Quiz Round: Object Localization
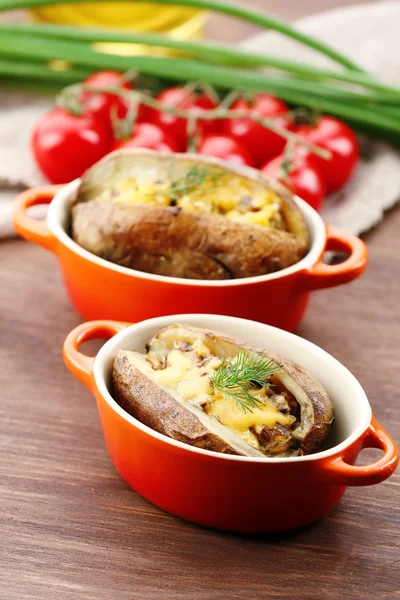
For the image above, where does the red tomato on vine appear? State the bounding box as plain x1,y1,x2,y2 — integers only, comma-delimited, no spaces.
32,108,111,183
112,122,180,153
81,70,133,134
261,150,326,212
223,93,291,166
151,86,220,150
198,135,254,167
295,116,359,192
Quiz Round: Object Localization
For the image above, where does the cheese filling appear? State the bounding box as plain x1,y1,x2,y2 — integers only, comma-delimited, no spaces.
93,167,285,230
147,337,297,451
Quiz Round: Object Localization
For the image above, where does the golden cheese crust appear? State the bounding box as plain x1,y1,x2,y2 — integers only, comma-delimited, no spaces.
171,325,334,453
112,324,334,458
113,352,240,454
71,149,309,280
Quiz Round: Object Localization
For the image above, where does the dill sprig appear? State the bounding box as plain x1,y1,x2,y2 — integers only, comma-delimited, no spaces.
164,163,225,203
209,349,282,414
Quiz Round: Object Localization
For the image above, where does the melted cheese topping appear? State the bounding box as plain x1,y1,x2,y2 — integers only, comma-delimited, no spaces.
95,168,284,229
150,343,295,450
154,350,194,387
207,393,294,431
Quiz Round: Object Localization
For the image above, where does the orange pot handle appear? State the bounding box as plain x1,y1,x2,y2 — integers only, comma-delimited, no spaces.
12,185,63,252
299,226,368,292
317,417,398,486
63,320,131,393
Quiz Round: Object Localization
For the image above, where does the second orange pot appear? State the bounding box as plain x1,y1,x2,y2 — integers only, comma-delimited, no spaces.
63,314,398,533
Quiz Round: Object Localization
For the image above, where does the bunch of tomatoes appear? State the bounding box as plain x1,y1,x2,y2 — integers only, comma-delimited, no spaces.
32,69,359,212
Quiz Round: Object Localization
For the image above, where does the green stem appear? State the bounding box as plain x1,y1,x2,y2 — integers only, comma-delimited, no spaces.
0,22,397,97
0,57,93,82
0,77,68,95
122,86,400,137
64,83,332,158
0,32,394,108
0,0,364,72
0,32,398,138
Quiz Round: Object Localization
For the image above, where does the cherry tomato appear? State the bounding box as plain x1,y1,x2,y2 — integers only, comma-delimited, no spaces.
151,86,220,151
198,134,254,167
261,151,326,212
81,70,133,134
295,116,359,192
112,122,180,153
223,93,290,167
32,108,111,184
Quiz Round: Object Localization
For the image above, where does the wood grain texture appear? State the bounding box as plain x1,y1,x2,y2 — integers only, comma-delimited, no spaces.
1,2,400,599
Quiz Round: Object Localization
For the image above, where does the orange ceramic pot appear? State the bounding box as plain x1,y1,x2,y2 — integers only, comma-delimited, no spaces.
13,180,367,331
63,314,398,534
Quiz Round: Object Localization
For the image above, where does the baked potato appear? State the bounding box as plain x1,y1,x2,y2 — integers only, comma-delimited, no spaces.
112,324,334,457
72,149,309,280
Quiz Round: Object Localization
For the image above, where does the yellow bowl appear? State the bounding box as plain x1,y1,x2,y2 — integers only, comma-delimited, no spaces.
31,3,199,28
31,3,207,57
94,11,208,57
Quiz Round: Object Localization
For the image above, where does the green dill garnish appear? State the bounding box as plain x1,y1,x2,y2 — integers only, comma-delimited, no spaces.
162,163,225,204
209,349,282,414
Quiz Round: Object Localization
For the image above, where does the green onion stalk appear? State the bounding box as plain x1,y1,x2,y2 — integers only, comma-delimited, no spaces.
0,32,395,105
0,0,364,71
0,0,399,140
0,56,93,82
0,31,399,139
2,21,397,97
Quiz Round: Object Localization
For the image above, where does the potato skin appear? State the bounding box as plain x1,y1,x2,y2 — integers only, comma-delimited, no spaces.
113,352,240,454
270,357,334,454
113,324,334,458
72,149,309,280
72,201,307,280
150,325,334,454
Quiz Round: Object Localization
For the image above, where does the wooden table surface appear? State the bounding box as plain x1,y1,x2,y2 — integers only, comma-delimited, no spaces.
1,2,399,599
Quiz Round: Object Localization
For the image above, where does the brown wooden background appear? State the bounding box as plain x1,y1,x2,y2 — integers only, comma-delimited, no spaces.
1,2,399,599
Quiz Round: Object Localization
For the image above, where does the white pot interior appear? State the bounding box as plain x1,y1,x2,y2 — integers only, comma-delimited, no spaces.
93,314,371,463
